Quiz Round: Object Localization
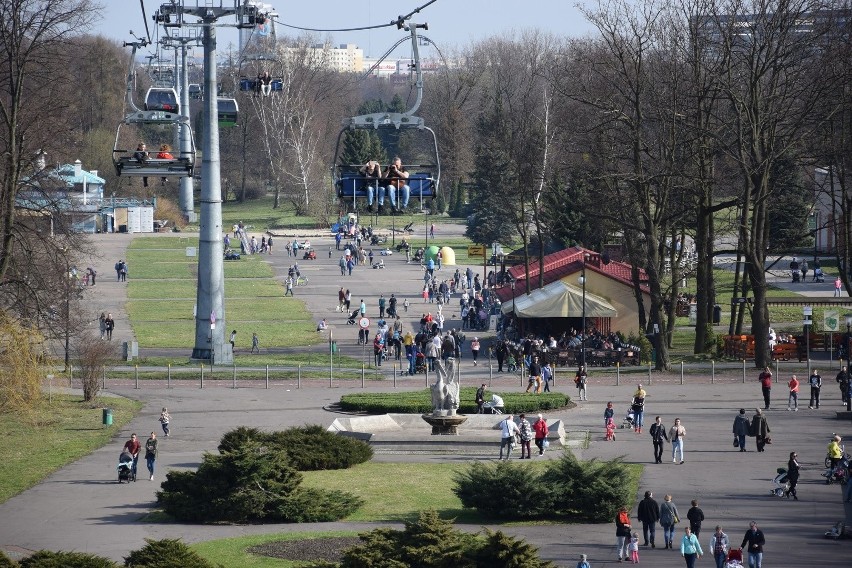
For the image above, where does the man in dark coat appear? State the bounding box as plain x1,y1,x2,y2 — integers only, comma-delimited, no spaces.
637,490,661,547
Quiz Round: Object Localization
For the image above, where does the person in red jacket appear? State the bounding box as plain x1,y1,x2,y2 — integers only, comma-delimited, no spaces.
533,414,548,455
758,366,772,409
122,433,141,477
787,374,800,411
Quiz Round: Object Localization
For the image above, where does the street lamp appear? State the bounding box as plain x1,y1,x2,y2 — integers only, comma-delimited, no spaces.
511,278,516,317
579,253,590,367
803,305,813,376
846,314,852,410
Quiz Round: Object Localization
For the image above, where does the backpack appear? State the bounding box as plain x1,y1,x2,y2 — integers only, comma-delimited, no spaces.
442,338,454,353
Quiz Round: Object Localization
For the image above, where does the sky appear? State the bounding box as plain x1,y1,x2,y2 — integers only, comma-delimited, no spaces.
95,0,597,59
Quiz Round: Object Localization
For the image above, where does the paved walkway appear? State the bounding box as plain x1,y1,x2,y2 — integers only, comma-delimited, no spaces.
3,229,852,566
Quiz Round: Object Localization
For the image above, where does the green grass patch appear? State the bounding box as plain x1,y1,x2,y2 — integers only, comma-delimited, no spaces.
220,196,321,231
136,353,365,368
300,462,484,523
339,388,571,414
0,395,143,503
125,237,318,348
192,530,358,568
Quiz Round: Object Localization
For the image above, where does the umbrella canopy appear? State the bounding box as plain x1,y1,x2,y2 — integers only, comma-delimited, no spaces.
501,279,617,318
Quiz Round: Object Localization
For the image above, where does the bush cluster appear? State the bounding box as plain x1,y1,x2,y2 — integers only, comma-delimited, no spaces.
454,452,634,522
217,425,373,471
339,388,570,414
158,426,366,523
1,539,219,568
305,510,554,568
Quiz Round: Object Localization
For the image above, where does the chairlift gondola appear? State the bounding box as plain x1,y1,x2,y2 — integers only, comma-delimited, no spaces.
237,53,283,95
188,83,202,99
112,40,195,179
145,87,180,114
331,22,440,213
218,97,239,127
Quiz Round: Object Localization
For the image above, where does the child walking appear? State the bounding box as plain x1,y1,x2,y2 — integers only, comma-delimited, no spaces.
576,553,591,568
158,407,171,437
628,531,640,563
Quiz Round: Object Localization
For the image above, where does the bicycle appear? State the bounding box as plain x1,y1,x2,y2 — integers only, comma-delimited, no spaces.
295,275,309,287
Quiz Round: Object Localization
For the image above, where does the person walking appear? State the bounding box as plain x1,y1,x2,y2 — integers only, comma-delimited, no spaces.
787,374,800,411
758,366,772,409
533,414,548,455
144,432,158,481
541,361,553,393
680,526,703,568
686,499,705,537
122,433,141,479
670,417,686,463
104,313,115,341
285,276,294,296
98,312,107,340
526,356,542,393
251,332,260,354
158,407,171,437
835,276,843,297
517,413,533,459
750,408,770,452
229,330,237,352
807,368,822,409
637,490,660,547
470,337,481,366
733,408,750,451
837,366,850,405
475,383,487,414
576,553,590,568
740,521,766,568
785,451,800,499
660,494,680,549
498,414,519,460
650,415,668,463
615,506,632,562
628,531,640,564
709,526,730,568
632,383,646,432
575,365,588,401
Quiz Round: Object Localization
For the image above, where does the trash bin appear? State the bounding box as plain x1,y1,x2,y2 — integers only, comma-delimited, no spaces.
102,408,113,426
331,341,338,354
713,304,722,324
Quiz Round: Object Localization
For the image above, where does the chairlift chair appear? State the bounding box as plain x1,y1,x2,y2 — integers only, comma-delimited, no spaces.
144,87,180,115
217,98,239,127
331,22,440,212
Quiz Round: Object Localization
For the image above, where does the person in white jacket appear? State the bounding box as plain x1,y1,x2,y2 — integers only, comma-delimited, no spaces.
709,525,729,568
498,415,519,460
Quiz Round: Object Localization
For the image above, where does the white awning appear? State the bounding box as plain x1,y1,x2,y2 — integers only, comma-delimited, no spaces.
501,280,618,318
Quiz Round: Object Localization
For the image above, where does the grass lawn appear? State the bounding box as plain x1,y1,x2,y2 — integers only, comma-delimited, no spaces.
0,395,142,504
191,459,643,567
126,238,319,348
192,530,359,568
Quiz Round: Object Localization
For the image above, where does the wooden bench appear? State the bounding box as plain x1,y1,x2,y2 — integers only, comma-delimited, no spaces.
772,343,798,361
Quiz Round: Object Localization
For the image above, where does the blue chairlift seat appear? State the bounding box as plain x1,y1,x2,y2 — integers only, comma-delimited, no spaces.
335,170,436,199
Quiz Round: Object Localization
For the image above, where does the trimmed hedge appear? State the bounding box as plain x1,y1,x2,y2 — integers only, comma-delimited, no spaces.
339,388,570,414
453,451,636,522
157,440,362,523
218,425,373,471
124,538,219,568
19,551,118,568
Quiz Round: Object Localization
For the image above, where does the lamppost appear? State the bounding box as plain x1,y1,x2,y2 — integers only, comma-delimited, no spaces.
847,314,852,411
579,253,590,367
511,278,516,316
803,305,812,377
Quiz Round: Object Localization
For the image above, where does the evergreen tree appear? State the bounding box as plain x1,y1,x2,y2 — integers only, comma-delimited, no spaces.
466,96,517,245
449,179,467,218
767,156,811,252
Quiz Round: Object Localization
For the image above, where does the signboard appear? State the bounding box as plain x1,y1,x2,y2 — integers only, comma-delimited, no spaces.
467,245,485,257
186,247,196,257
824,310,839,332
358,317,370,329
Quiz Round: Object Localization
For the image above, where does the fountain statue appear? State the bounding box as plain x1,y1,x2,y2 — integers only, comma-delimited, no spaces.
422,358,468,435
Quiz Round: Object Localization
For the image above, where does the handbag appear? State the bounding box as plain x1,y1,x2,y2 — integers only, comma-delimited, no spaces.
765,436,772,444
733,437,740,448
543,439,550,448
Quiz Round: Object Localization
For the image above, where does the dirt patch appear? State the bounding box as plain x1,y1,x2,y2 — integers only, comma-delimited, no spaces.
247,536,361,563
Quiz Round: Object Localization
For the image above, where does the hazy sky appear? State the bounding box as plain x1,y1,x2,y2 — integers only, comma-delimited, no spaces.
95,0,597,58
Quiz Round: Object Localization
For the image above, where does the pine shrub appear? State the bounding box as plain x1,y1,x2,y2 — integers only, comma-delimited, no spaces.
19,551,118,568
453,461,552,519
124,538,218,568
266,424,373,470
0,552,15,568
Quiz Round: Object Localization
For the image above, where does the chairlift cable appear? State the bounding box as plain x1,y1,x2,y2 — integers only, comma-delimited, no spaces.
268,0,440,33
139,0,152,44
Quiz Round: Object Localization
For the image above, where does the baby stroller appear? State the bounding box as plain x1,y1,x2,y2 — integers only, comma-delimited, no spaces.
605,417,617,441
302,249,316,260
346,308,360,325
414,352,427,373
770,467,789,497
117,451,135,483
725,548,744,567
814,267,825,283
792,269,801,283
483,394,505,414
620,407,635,429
